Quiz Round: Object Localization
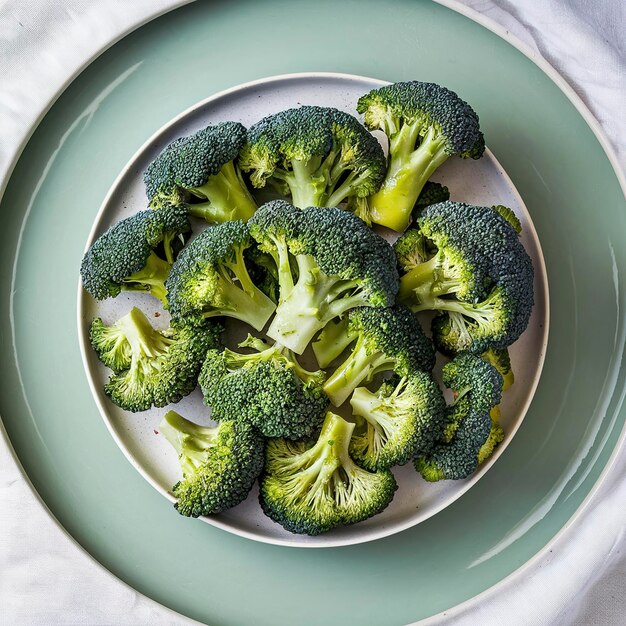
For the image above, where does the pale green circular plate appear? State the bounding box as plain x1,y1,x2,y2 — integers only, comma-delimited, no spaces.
1,1,625,624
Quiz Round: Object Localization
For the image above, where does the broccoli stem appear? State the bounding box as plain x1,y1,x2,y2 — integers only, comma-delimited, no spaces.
369,128,449,231
350,387,394,456
188,161,257,223
266,255,361,354
410,292,497,325
323,338,395,407
282,158,327,208
312,316,355,368
398,252,465,305
122,251,171,304
325,170,370,208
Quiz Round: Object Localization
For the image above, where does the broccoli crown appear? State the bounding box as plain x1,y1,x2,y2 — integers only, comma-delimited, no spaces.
239,106,386,211
260,411,397,535
159,411,265,518
414,180,450,213
165,220,276,331
355,81,484,231
90,317,133,372
80,208,190,303
416,353,503,481
323,305,435,407
349,370,445,470
357,81,482,156
144,122,257,223
393,227,433,272
199,336,328,440
399,201,534,353
249,201,399,354
102,307,220,412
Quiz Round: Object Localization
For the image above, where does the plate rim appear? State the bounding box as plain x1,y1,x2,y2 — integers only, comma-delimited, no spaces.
75,70,550,548
0,0,622,621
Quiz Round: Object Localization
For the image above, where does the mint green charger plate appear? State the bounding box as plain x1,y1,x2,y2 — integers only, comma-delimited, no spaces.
1,0,625,624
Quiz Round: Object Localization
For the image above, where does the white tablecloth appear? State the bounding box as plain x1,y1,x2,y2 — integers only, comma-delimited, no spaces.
1,1,624,624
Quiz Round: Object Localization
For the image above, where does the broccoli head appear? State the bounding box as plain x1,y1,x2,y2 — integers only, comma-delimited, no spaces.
248,201,399,354
165,220,276,331
322,305,435,406
414,180,450,216
99,307,220,412
349,370,445,471
416,353,503,481
159,410,265,517
80,208,190,304
144,122,257,223
239,106,386,217
260,411,397,535
398,201,534,354
357,81,484,231
90,317,133,372
199,335,328,440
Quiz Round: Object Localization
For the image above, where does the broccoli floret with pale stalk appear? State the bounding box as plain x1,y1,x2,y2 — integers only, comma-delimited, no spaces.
90,317,133,372
80,208,190,304
393,228,433,272
199,335,328,440
159,410,264,517
260,411,397,535
165,220,276,331
100,307,220,412
349,371,445,471
414,181,450,216
398,201,534,354
239,106,386,218
357,81,484,231
416,353,503,481
144,122,256,223
248,201,399,354
323,306,435,406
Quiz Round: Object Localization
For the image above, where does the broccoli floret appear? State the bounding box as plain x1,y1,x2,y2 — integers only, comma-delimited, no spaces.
100,307,220,412
477,405,505,465
398,201,534,354
260,411,397,535
239,106,386,216
249,201,399,354
349,371,445,471
244,245,281,304
80,208,190,304
165,220,276,331
491,205,522,233
414,181,450,215
482,347,514,391
323,306,435,406
357,81,484,231
144,122,257,223
90,317,133,372
393,228,434,272
199,335,328,440
311,316,356,369
159,410,264,517
416,353,503,481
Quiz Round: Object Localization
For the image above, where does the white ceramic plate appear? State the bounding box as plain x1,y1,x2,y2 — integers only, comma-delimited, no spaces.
77,73,549,547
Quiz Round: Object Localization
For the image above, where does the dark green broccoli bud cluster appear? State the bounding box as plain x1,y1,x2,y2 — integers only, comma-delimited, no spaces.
414,180,450,215
249,201,399,354
357,81,484,231
398,201,534,354
260,411,397,535
349,370,445,471
482,347,514,391
80,208,190,304
199,335,328,440
98,307,220,412
159,410,265,517
239,106,386,216
416,353,503,481
144,122,257,223
165,220,276,331
323,305,435,406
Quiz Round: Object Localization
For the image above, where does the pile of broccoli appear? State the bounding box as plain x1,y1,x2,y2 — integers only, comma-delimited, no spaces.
80,79,534,536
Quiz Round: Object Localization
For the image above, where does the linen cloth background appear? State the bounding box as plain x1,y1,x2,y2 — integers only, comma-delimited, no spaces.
0,1,624,624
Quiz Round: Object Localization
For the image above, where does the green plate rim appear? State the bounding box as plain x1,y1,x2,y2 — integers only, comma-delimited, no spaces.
1,0,624,622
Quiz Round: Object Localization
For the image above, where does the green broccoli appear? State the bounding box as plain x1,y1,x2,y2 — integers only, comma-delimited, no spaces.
260,411,397,535
477,405,505,465
323,306,435,406
159,410,265,517
165,220,276,331
90,317,133,372
349,370,445,471
144,122,257,223
80,208,190,304
482,347,514,391
356,81,484,231
99,307,220,412
239,106,386,216
199,335,328,440
311,316,355,369
491,204,522,233
414,181,450,215
416,353,503,481
396,201,534,354
248,201,399,354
